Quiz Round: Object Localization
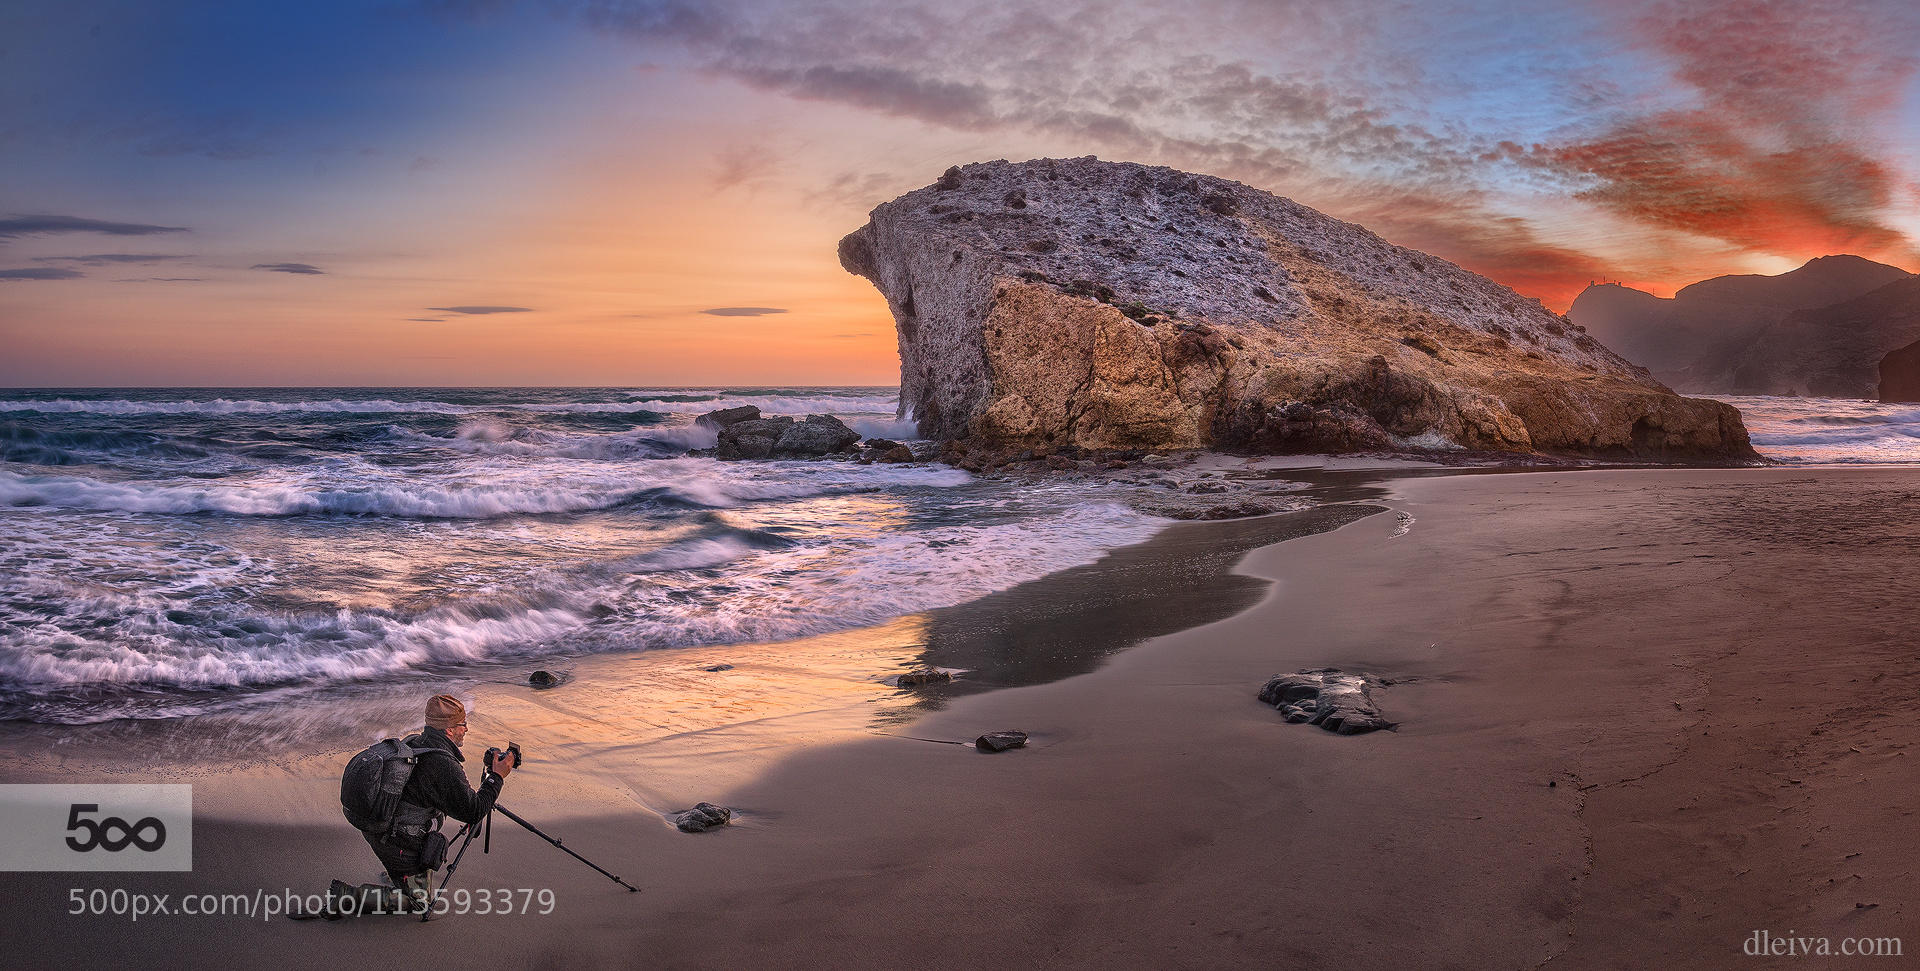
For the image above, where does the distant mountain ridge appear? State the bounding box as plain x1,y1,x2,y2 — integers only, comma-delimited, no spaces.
1568,256,1916,397
1674,255,1909,307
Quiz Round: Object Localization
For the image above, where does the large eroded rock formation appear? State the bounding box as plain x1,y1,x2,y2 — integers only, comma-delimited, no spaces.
840,158,1753,461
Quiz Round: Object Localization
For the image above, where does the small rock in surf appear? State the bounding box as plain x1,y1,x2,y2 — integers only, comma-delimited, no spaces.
975,731,1029,752
897,669,953,687
675,802,733,833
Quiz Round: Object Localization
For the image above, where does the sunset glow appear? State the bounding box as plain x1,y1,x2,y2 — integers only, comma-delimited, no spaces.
5,0,1919,385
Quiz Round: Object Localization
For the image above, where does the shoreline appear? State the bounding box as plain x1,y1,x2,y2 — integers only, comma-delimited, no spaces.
8,465,1917,968
0,499,1381,794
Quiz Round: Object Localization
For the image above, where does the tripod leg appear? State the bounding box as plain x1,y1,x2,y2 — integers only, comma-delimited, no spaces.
492,803,641,893
420,819,483,923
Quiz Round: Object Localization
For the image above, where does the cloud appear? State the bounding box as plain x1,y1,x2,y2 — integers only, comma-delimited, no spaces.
114,277,203,283
427,305,533,314
1515,0,1920,265
701,307,788,316
507,0,1920,305
34,254,190,266
729,64,998,128
252,262,325,274
561,2,1570,282
0,215,189,239
809,170,913,210
0,267,85,280
711,144,779,190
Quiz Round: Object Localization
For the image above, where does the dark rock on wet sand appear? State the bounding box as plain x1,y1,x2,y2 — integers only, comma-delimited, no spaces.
897,668,953,687
1258,668,1394,735
975,731,1029,752
703,663,735,672
528,670,558,687
674,803,733,833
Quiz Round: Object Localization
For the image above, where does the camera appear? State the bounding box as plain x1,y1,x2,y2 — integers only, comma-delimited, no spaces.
485,741,522,772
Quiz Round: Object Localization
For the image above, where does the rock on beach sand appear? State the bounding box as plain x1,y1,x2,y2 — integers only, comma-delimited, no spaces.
674,803,733,833
839,157,1754,462
896,668,953,687
974,731,1029,752
1258,669,1394,735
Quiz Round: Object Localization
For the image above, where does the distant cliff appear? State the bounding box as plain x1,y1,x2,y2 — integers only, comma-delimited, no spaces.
839,157,1753,461
1568,256,1915,396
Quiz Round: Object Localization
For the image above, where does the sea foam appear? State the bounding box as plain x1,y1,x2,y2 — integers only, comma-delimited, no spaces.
1725,396,1920,463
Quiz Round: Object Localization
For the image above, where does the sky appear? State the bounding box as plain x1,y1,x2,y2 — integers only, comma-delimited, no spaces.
4,0,1919,386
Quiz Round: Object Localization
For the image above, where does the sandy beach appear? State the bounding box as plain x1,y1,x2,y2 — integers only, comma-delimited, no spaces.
9,465,1916,968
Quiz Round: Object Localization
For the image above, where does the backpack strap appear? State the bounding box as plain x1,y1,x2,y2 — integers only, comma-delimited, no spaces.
383,737,458,845
399,734,458,762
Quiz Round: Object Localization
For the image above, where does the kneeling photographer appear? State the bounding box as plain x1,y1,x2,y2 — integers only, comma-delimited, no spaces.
322,694,514,917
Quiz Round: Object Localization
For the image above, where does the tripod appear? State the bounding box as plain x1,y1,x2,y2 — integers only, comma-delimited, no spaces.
423,746,639,921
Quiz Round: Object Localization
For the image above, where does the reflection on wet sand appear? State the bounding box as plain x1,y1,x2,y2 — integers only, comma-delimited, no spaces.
890,503,1382,720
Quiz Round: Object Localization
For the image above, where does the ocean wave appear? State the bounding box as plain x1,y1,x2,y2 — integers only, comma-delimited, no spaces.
592,502,1166,650
1723,396,1920,463
0,460,971,519
620,393,900,415
389,419,719,458
845,416,922,440
0,470,664,518
0,423,215,466
0,386,1175,724
0,501,1161,715
0,588,591,697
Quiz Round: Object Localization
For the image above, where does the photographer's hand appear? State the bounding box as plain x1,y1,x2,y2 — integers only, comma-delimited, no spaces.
488,749,514,778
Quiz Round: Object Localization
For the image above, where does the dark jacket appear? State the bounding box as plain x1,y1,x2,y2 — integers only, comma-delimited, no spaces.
363,726,502,880
399,726,501,827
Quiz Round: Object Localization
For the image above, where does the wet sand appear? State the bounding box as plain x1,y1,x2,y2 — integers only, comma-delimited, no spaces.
8,467,1918,968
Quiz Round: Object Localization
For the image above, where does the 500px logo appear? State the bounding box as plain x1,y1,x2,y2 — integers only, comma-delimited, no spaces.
64,804,168,853
0,785,191,872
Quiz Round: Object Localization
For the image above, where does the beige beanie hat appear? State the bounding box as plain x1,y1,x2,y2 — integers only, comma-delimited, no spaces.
425,694,466,730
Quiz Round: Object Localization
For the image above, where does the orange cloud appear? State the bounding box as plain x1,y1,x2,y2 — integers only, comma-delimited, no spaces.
1532,0,1920,268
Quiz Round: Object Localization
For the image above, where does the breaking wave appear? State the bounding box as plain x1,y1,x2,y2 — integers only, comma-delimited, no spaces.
0,386,1169,723
0,461,971,519
0,500,1161,721
1724,396,1920,464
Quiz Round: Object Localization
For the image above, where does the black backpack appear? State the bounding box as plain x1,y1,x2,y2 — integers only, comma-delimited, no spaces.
340,737,449,836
